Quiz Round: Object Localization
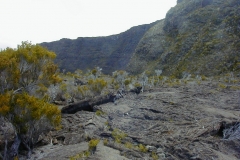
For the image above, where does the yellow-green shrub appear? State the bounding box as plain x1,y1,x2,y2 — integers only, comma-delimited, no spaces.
138,144,147,153
124,79,131,86
151,152,159,160
77,85,90,98
112,129,127,143
0,92,61,138
88,78,107,95
124,142,133,149
134,82,141,88
230,85,240,90
95,110,105,116
0,42,62,159
103,139,108,146
218,83,227,89
69,150,90,160
88,139,100,149
201,75,207,81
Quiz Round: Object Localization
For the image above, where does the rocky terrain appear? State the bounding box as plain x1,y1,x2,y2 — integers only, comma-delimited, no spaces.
24,80,239,160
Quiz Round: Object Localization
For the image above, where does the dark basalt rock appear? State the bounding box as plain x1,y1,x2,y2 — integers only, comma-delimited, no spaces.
61,93,116,114
129,87,142,94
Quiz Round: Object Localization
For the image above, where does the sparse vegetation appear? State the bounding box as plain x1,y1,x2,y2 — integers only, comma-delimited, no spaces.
218,83,227,89
88,139,100,154
124,142,133,149
138,144,148,153
95,110,105,116
88,78,107,96
112,128,127,143
69,139,100,160
103,138,108,146
69,150,90,160
151,152,159,160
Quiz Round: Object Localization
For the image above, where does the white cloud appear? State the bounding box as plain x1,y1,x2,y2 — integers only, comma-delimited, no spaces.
0,0,176,49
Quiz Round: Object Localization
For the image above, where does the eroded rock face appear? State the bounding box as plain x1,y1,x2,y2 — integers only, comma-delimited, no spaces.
14,81,240,159
127,0,240,76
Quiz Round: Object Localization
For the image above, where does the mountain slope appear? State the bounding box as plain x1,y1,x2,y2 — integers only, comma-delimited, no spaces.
40,0,240,77
40,22,157,74
127,0,240,77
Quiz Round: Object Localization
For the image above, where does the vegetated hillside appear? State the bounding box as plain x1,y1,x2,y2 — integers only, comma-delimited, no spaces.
40,0,239,77
40,22,157,74
127,0,240,77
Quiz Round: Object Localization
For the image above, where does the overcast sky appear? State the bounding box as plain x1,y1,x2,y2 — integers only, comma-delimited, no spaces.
0,0,177,49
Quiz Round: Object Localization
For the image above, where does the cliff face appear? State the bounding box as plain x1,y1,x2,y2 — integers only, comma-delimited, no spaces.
127,0,240,77
40,0,240,77
40,22,157,74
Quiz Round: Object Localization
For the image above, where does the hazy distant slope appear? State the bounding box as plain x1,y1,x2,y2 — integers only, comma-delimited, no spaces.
40,22,157,74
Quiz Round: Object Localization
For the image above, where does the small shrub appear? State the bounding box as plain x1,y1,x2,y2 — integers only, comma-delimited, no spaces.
91,68,97,76
114,83,120,90
124,142,133,149
95,110,105,116
183,80,188,84
138,144,147,153
77,85,90,98
69,150,90,160
134,82,141,88
105,121,109,126
218,83,227,89
112,129,127,143
83,151,90,157
112,70,128,86
151,152,159,160
69,152,80,160
69,135,100,159
124,79,131,86
88,139,100,155
88,139,100,150
88,78,107,95
103,139,108,146
201,75,207,81
60,83,67,92
14,157,19,160
230,85,240,90
69,157,74,160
